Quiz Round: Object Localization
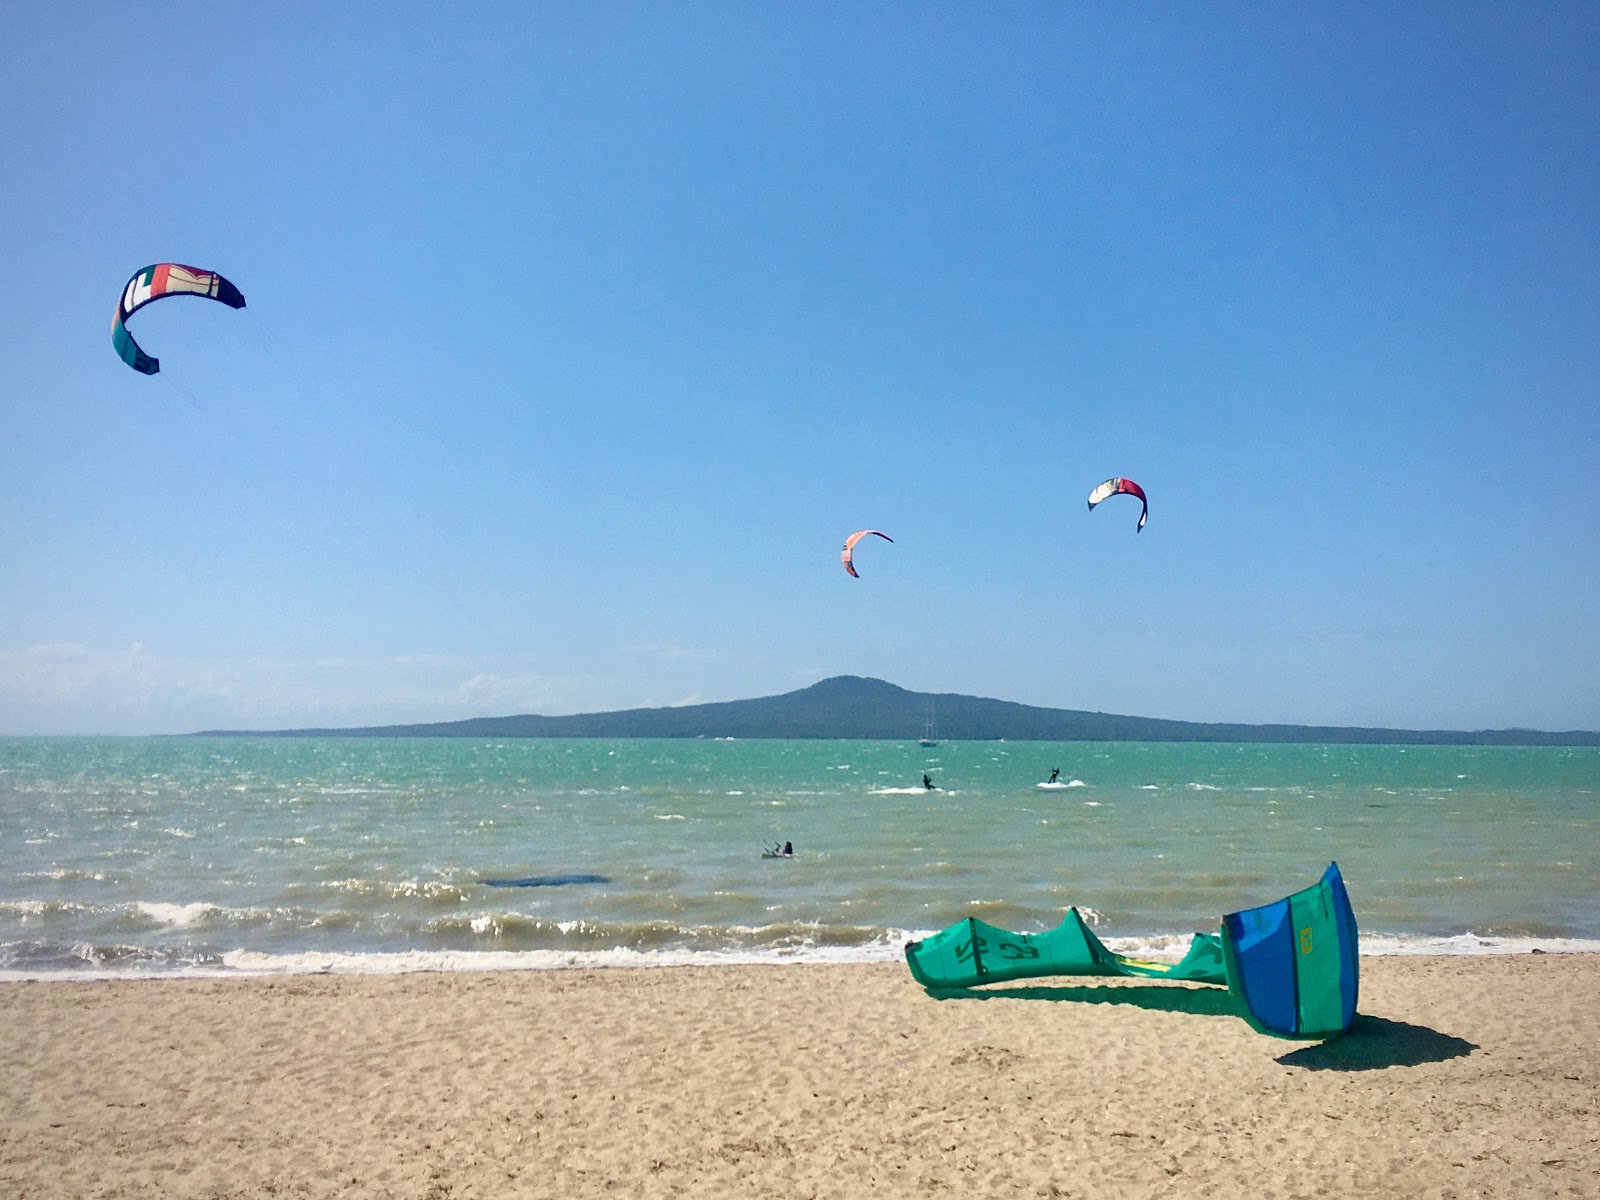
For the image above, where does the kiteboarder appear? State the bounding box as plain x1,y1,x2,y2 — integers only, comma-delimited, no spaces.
1048,767,1060,784
922,773,935,791
782,841,793,856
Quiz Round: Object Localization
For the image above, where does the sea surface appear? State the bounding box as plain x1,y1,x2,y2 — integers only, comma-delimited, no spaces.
2,736,1596,979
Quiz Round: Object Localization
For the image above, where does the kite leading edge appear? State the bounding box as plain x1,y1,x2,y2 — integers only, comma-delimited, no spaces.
841,530,893,578
111,263,246,375
1087,477,1148,532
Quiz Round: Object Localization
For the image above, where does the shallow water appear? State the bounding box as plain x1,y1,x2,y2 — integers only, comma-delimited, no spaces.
2,736,1595,977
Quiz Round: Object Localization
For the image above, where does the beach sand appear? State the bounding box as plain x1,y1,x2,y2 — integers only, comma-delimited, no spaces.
2,955,1596,1198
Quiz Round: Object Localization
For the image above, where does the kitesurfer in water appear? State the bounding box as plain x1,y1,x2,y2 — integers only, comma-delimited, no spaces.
923,773,935,791
1048,767,1060,784
783,841,793,856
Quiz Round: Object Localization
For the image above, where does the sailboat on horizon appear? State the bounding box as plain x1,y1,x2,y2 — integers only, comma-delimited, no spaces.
919,699,939,747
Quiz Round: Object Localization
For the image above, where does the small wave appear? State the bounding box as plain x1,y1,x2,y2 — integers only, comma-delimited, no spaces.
0,899,96,919
314,878,475,904
654,814,686,821
18,869,110,884
0,939,226,978
212,939,913,977
3,926,1596,982
1359,933,1600,956
133,901,225,927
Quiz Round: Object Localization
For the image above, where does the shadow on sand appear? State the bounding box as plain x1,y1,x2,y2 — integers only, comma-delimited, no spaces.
925,986,1476,1069
924,981,1239,1020
1275,1015,1477,1070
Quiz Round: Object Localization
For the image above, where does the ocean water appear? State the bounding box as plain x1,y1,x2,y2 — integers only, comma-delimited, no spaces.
2,736,1596,979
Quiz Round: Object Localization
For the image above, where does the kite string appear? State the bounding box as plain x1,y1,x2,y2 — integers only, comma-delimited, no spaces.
159,372,207,414
158,373,248,446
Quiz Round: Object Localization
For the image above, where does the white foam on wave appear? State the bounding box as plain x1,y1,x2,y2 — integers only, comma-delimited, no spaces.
214,937,919,977
1359,932,1600,956
1,899,88,917
4,928,1597,984
134,901,220,927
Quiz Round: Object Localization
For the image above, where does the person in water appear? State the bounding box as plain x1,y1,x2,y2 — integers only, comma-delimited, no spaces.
782,841,793,856
1048,767,1060,784
923,773,934,790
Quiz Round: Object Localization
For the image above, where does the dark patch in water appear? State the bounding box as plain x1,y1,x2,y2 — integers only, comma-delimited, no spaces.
482,873,610,888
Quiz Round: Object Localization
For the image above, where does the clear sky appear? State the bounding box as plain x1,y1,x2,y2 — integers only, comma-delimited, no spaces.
2,4,1597,736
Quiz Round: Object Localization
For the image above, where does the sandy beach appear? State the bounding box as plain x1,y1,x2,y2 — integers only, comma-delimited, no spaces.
1,954,1596,1199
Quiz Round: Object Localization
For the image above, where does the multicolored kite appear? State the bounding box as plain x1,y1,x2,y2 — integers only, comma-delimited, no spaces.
840,530,892,577
1087,477,1148,532
111,263,246,374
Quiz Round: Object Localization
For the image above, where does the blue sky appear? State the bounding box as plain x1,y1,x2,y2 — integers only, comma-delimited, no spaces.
2,4,1597,735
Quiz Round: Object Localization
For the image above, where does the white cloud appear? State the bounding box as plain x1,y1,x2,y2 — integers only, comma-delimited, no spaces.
0,643,612,735
620,642,716,663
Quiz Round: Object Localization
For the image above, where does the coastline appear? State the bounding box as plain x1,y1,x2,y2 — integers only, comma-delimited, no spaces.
3,955,1596,1198
6,932,1600,984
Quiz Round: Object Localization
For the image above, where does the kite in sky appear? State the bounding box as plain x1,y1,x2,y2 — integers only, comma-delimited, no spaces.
111,263,246,374
841,530,892,577
1087,477,1148,532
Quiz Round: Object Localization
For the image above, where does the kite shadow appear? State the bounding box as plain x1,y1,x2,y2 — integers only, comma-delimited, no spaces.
923,981,1240,1020
922,988,1476,1068
1276,1015,1477,1071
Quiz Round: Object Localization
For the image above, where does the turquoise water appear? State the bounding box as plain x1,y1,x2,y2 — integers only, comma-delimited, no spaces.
2,736,1596,977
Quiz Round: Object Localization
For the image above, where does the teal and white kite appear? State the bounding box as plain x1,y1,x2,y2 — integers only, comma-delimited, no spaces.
112,263,245,375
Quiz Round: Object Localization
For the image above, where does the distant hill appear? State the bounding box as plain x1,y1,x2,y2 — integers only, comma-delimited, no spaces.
192,675,1600,746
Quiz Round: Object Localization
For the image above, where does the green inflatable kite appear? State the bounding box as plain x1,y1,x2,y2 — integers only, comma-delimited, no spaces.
904,909,1226,990
905,862,1359,1040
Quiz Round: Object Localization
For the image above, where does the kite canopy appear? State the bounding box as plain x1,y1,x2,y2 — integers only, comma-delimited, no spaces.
840,529,892,578
905,910,1226,990
1222,861,1359,1040
111,263,246,374
904,863,1359,1041
1087,476,1148,532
